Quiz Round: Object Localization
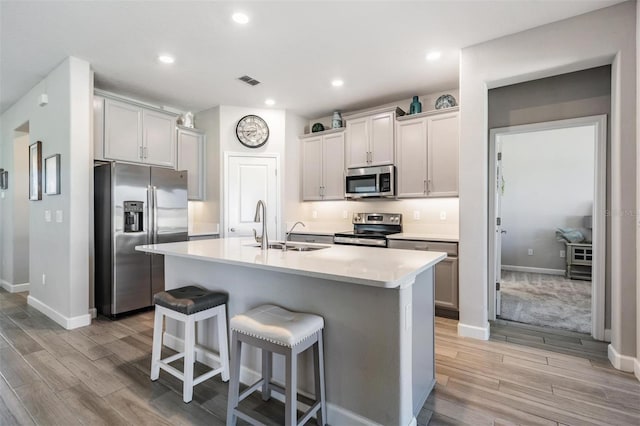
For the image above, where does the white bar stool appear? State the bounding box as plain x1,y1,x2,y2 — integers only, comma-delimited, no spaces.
227,304,327,426
150,285,230,403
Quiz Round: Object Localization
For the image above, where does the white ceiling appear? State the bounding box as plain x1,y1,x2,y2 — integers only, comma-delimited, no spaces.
0,0,624,118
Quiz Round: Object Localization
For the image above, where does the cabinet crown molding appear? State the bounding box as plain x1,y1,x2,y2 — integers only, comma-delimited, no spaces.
299,127,345,139
95,89,180,117
342,106,405,121
396,106,459,122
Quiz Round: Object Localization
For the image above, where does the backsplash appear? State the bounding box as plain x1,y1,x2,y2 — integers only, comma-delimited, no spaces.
294,198,459,236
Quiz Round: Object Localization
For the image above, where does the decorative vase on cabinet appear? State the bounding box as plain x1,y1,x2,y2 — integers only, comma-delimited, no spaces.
332,111,343,128
409,96,422,115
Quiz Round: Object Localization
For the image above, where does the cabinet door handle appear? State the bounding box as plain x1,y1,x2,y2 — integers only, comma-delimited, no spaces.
144,147,148,159
427,179,432,192
423,180,427,194
139,146,144,159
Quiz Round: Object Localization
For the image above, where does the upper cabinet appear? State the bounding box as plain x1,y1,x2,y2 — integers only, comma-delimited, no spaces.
301,129,345,201
98,94,177,168
177,126,205,200
344,107,404,168
396,108,459,198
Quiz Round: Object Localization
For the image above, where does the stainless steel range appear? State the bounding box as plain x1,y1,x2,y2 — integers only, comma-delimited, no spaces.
334,213,402,247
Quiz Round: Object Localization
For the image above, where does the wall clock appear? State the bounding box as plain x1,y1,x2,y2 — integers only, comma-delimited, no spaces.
236,115,269,148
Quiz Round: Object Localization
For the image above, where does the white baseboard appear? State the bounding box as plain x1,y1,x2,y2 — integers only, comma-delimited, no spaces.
635,358,640,382
457,322,490,340
607,344,635,372
1,279,30,293
27,295,91,330
163,331,382,426
89,308,97,319
501,265,565,276
604,328,611,342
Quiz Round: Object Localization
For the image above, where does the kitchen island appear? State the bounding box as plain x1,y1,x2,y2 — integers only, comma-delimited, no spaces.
136,238,445,426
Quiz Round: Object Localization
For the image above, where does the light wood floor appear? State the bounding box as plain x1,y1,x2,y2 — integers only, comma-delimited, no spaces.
1,289,638,426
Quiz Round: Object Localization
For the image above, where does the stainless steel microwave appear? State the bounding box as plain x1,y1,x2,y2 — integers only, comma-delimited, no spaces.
345,165,395,199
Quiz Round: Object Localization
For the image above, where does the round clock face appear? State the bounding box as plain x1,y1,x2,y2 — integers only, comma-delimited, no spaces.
236,115,269,148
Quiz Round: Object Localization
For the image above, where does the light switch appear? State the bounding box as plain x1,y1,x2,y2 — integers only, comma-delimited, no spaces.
413,210,420,220
440,211,447,220
55,210,63,223
44,210,51,222
1,192,4,199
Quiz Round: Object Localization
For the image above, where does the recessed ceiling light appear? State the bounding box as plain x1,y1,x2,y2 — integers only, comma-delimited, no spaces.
232,12,249,24
158,54,175,64
331,79,344,87
265,99,275,106
426,51,441,61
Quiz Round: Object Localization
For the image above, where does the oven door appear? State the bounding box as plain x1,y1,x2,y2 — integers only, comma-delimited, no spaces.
345,172,379,198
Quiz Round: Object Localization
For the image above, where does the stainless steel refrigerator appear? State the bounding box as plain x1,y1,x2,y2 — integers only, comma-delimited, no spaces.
94,162,188,317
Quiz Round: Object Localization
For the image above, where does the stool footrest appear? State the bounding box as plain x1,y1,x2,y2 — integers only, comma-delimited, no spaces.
162,352,185,364
193,367,224,386
234,408,268,426
239,379,265,403
158,361,185,381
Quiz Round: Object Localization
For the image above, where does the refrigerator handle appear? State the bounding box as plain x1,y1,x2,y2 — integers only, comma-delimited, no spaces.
146,185,153,251
153,186,158,244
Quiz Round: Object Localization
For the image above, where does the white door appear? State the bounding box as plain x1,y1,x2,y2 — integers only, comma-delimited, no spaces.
226,155,279,239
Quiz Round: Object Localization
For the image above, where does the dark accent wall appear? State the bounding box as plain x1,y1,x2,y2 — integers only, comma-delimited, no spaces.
488,65,612,329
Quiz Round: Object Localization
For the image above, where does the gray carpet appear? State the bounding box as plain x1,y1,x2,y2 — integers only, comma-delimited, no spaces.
499,271,591,334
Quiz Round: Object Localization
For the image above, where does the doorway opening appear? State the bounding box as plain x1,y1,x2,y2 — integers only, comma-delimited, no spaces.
10,122,31,293
488,115,606,340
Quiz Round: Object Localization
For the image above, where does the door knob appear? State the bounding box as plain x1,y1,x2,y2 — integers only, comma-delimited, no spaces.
501,230,507,234
230,228,236,232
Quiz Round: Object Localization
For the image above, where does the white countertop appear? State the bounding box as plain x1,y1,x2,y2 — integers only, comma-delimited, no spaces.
136,238,446,289
387,233,459,243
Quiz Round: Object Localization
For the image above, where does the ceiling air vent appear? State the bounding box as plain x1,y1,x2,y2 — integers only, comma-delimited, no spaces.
237,75,261,86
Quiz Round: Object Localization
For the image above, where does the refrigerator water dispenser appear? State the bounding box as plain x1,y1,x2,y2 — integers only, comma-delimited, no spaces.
124,201,144,232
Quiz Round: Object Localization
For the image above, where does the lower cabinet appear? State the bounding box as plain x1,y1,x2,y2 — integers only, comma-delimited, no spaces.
288,234,334,244
388,239,459,317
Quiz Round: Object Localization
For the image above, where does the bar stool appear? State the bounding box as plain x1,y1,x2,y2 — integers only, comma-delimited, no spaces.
227,304,327,426
150,285,230,403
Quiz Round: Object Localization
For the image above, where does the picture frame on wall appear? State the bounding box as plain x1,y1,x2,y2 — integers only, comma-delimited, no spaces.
44,154,60,195
29,141,42,200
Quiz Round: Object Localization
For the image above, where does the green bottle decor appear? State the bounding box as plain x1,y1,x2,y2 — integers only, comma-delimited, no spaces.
409,96,422,115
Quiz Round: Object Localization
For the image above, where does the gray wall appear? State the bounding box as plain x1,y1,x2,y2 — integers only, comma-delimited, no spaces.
458,1,635,362
489,65,611,327
0,57,92,325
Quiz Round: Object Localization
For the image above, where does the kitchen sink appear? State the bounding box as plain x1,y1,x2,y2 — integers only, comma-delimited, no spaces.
247,242,329,251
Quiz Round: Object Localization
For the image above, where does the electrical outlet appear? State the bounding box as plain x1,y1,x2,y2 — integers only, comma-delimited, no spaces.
342,210,348,219
560,250,566,258
527,248,534,256
55,210,63,223
312,210,318,219
439,211,447,221
413,210,420,220
1,192,4,199
44,210,51,222
42,274,46,285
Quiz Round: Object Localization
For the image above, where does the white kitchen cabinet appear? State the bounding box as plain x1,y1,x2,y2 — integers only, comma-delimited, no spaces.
387,238,459,314
101,95,177,168
143,109,176,167
301,129,345,201
177,126,205,200
395,108,459,198
104,98,142,162
344,106,403,168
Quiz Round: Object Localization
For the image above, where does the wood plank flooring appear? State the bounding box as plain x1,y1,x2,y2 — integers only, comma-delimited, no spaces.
1,289,638,425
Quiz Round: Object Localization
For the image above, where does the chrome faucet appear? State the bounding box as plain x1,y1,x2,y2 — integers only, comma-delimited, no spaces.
283,221,306,251
253,200,268,250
